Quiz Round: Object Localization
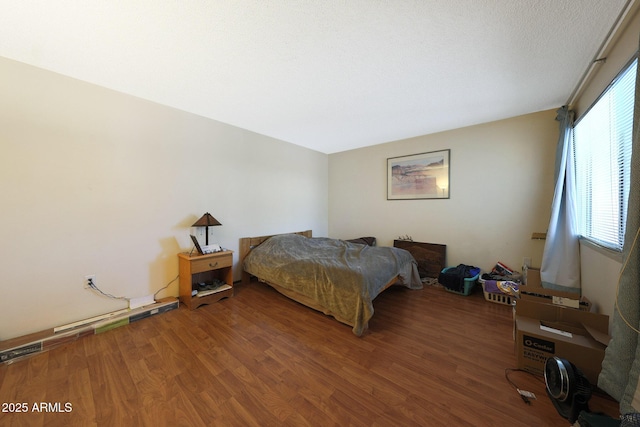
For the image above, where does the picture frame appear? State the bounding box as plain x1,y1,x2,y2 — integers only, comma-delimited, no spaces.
387,149,450,200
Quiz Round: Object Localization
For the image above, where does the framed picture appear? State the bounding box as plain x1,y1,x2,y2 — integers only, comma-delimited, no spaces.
387,149,450,200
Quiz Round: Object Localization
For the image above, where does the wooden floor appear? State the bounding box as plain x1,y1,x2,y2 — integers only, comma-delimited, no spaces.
0,282,619,426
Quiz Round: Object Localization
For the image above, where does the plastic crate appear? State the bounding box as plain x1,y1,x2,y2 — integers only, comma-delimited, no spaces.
480,280,516,306
441,267,479,296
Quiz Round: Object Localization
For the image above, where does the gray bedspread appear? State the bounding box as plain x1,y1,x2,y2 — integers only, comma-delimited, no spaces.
243,234,422,335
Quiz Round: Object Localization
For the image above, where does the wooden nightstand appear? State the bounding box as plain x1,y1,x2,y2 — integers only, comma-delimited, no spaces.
178,250,234,309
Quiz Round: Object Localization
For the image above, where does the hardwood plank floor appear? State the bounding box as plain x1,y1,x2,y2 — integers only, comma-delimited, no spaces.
0,282,619,426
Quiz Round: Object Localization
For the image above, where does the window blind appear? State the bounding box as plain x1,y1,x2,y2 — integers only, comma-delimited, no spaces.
573,58,636,251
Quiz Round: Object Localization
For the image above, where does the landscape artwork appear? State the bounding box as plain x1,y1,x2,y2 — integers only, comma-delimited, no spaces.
387,150,450,200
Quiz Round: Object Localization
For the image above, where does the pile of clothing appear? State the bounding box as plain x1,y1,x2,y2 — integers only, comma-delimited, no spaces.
438,264,480,293
481,262,522,298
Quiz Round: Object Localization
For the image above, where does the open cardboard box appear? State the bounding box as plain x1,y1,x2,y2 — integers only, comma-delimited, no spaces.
521,268,591,311
514,298,610,385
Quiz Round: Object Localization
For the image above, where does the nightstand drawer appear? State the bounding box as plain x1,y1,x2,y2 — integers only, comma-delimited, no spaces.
191,254,232,274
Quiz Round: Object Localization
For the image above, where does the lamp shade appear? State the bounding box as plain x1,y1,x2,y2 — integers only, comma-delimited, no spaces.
192,212,221,227
192,212,221,246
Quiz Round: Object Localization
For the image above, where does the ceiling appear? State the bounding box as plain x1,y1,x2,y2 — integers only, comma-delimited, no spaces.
0,1,632,154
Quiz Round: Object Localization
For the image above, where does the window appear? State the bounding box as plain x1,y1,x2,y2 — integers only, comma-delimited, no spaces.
573,57,636,251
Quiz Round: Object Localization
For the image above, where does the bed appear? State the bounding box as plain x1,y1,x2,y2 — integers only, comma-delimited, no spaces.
240,231,422,336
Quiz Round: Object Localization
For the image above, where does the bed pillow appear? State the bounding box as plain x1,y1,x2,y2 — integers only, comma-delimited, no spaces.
345,237,376,246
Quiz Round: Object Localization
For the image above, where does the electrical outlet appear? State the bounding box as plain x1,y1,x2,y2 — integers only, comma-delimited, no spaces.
84,274,96,289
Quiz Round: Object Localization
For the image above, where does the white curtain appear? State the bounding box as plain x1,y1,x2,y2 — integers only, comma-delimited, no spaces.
540,106,581,292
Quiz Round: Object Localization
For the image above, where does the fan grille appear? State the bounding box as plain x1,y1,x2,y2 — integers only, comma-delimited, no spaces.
544,356,571,401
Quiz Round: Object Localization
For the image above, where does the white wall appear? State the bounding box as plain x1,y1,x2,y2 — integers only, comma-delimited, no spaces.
0,57,328,340
329,110,558,273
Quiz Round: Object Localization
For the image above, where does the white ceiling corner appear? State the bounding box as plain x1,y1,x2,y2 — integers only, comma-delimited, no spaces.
0,1,631,154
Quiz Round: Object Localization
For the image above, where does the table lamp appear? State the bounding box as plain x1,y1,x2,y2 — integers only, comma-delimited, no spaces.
192,212,221,245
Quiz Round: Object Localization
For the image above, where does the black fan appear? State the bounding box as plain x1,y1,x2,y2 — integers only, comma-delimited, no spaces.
544,356,592,423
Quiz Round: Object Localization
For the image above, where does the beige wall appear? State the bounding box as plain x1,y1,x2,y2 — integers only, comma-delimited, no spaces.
573,5,640,120
328,3,640,323
0,57,328,340
3,4,637,341
579,242,622,318
571,5,640,321
328,110,558,272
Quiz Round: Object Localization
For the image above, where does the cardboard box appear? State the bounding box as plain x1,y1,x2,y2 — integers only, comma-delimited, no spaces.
515,299,610,385
521,268,591,311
